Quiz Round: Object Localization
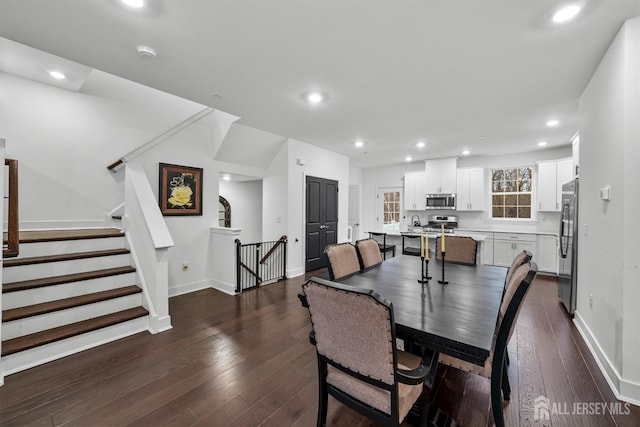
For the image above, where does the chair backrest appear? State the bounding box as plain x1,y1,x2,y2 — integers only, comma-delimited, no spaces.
356,238,383,269
505,250,533,288
435,236,478,265
302,277,397,386
497,261,538,347
324,242,361,280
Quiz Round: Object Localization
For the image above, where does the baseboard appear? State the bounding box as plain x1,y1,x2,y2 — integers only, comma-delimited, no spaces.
168,279,212,298
287,267,305,278
149,314,172,333
210,278,237,296
573,311,640,405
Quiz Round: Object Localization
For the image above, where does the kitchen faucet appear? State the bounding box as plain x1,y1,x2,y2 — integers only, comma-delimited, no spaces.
410,214,421,231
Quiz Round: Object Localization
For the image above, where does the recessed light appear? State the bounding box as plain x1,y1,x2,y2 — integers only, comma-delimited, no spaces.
222,174,231,181
121,0,144,8
538,141,548,147
546,119,559,127
49,70,66,80
552,4,581,23
354,140,364,148
462,150,470,156
405,156,413,162
416,141,425,148
306,91,325,104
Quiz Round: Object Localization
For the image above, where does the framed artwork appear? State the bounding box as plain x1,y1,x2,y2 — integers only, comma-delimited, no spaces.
159,163,203,216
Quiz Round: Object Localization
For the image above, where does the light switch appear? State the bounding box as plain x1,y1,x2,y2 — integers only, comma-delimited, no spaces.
583,223,588,237
600,186,611,201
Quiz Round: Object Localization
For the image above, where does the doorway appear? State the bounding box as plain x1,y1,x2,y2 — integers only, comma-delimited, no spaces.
305,176,338,272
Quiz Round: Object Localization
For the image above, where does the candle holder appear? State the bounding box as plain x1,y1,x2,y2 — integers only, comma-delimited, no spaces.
438,251,448,284
418,253,432,283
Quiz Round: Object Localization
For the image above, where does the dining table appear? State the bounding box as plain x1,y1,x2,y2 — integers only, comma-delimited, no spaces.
335,255,506,365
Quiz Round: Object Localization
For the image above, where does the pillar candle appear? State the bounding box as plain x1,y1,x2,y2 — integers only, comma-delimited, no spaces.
424,234,429,260
441,224,446,252
420,230,425,258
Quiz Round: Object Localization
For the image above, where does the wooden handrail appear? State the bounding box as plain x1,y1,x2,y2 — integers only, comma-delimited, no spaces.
240,261,262,282
4,159,19,258
259,235,287,264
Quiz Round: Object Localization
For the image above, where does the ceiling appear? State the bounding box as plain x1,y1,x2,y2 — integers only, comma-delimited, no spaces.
1,0,639,168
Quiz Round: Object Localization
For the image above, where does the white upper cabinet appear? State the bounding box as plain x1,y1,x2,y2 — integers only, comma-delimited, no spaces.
537,158,573,212
404,172,427,210
425,158,457,194
456,167,485,211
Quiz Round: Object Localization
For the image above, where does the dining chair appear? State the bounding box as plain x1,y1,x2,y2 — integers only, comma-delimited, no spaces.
302,277,437,427
368,232,396,260
438,261,538,427
505,249,533,288
324,242,361,280
435,236,478,265
400,232,421,256
355,238,383,270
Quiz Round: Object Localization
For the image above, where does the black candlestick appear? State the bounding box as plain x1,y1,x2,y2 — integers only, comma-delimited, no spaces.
418,256,432,283
438,251,448,284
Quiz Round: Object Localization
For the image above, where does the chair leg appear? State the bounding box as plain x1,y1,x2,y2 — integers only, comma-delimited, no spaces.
491,369,505,427
505,350,510,366
317,361,328,427
501,362,511,401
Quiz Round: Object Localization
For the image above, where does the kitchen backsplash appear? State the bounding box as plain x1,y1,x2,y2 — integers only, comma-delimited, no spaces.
403,209,561,234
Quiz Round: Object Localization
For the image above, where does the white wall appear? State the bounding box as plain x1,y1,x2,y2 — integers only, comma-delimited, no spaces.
0,71,203,229
285,139,350,277
219,179,263,243
577,16,640,404
131,115,224,296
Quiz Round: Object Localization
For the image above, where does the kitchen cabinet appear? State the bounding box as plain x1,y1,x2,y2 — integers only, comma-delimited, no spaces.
456,167,485,211
493,232,536,267
537,158,573,211
481,234,494,265
425,158,457,194
536,234,558,274
404,172,426,210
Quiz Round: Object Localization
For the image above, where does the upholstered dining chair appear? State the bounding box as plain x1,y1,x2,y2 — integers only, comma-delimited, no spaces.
355,238,383,270
368,232,396,260
435,236,478,265
302,277,437,427
438,261,538,427
324,242,361,280
505,250,533,289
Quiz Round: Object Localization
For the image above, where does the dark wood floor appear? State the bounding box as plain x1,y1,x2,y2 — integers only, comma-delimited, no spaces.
0,269,638,426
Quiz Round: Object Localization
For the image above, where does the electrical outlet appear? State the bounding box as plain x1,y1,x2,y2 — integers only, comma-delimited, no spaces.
182,261,189,270
589,294,593,308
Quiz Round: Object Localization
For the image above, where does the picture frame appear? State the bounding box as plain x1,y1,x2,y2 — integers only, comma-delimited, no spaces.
159,163,203,216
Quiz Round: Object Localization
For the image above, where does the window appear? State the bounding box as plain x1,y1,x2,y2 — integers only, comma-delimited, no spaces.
377,188,402,231
491,167,533,219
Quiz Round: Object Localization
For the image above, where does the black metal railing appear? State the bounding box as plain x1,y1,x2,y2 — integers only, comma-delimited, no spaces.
235,235,287,293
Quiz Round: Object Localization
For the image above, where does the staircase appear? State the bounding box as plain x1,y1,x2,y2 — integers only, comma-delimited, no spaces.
1,229,149,375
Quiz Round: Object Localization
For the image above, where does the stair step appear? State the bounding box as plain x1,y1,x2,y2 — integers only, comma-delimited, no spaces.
3,266,136,293
2,285,142,322
1,307,148,356
11,228,124,244
3,248,131,268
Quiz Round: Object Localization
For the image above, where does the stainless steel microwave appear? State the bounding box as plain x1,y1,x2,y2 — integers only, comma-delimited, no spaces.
425,194,456,210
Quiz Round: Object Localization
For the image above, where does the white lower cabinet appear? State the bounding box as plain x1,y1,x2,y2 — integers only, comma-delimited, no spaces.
492,233,537,268
481,236,494,265
536,234,558,274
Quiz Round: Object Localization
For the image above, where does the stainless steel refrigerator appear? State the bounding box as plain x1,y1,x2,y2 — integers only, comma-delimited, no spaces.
558,179,578,315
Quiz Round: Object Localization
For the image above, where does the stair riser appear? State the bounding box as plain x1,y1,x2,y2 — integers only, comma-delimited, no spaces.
14,237,126,259
3,273,138,309
3,254,131,283
0,316,149,376
3,293,143,340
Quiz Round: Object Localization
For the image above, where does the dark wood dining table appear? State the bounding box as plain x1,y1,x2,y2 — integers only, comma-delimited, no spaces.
326,255,506,366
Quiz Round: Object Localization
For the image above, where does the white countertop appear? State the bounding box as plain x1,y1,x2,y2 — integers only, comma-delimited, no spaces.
380,230,489,242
